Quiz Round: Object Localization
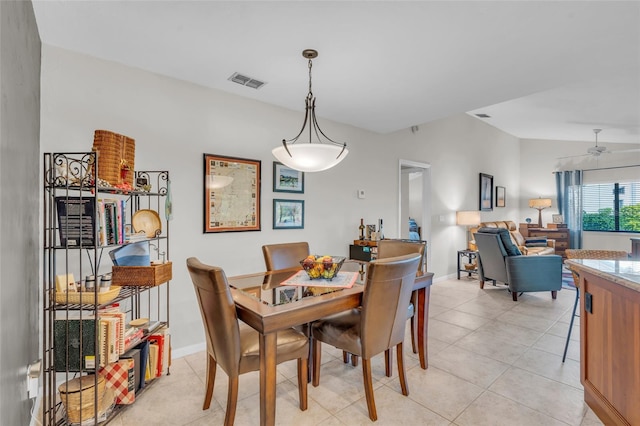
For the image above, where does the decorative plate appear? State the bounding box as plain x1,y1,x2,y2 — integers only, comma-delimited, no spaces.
132,209,161,237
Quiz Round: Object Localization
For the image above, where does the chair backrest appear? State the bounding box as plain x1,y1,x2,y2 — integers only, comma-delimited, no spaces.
186,257,241,374
262,242,310,271
377,239,427,272
474,231,509,283
360,253,421,358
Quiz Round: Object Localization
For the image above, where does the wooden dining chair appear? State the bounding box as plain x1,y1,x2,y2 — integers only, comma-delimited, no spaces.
186,257,309,425
262,242,310,271
311,253,421,421
562,249,628,362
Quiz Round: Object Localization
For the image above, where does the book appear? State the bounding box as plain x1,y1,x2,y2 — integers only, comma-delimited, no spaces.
120,347,142,392
148,333,165,377
55,197,96,246
147,343,159,380
54,319,97,371
99,311,126,355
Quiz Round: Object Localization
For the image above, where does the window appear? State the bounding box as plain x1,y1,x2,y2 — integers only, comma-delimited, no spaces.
582,181,640,232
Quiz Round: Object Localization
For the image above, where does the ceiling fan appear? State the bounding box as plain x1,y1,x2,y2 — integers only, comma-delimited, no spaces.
557,129,640,160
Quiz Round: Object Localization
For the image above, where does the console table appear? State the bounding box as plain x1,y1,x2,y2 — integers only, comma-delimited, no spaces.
519,224,570,257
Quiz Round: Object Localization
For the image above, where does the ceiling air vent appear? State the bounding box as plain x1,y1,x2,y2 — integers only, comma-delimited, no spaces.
228,72,266,89
475,113,491,118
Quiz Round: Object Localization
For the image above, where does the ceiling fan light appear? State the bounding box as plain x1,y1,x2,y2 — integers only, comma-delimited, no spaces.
272,144,349,172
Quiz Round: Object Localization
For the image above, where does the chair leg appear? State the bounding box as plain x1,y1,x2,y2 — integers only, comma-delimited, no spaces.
512,291,518,301
224,376,239,426
562,290,580,363
479,280,485,289
551,290,557,299
312,338,322,387
384,349,392,377
361,358,378,421
410,291,418,354
203,354,216,410
397,342,409,396
297,358,308,410
410,315,418,354
351,354,359,367
343,351,349,363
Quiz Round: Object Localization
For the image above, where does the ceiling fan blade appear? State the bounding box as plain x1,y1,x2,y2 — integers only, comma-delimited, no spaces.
608,148,640,154
556,153,591,160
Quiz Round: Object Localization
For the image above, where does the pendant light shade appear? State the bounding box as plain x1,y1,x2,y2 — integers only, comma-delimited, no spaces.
274,49,348,172
272,144,348,172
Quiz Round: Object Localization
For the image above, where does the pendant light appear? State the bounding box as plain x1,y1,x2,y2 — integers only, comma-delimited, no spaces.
272,49,348,172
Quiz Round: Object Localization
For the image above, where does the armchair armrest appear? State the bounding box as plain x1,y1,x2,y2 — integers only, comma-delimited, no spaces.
506,255,562,292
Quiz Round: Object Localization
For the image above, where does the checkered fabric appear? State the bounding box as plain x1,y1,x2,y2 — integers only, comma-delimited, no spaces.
100,359,135,404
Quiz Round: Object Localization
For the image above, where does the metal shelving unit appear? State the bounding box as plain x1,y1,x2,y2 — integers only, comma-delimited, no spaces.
42,152,170,425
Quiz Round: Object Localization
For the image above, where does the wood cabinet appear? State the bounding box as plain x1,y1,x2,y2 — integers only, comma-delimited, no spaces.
520,225,570,257
579,267,640,425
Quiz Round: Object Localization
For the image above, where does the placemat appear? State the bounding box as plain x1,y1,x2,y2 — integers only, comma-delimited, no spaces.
281,271,358,288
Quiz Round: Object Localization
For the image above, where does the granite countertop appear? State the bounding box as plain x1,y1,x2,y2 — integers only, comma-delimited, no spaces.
565,259,640,292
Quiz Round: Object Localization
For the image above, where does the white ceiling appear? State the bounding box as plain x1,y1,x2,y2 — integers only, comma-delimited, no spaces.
32,1,640,144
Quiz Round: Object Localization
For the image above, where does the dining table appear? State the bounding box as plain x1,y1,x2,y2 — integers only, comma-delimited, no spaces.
228,263,434,426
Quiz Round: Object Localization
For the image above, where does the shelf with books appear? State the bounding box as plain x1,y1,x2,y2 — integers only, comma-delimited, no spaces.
42,152,171,425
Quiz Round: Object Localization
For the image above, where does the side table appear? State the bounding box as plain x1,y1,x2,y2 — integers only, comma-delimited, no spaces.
457,249,478,279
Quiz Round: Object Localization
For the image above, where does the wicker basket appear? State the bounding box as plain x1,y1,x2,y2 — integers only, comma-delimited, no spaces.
92,130,135,187
59,375,113,424
54,286,121,306
112,262,172,286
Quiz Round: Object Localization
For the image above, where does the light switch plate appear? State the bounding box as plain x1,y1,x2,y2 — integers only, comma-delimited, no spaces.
357,189,365,199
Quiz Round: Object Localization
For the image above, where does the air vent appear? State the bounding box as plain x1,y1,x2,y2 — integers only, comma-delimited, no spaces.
475,113,491,118
228,72,266,90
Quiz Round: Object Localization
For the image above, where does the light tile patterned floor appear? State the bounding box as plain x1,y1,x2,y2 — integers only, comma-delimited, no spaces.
110,277,603,425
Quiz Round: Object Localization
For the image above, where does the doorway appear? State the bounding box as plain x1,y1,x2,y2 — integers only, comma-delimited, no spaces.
399,160,431,265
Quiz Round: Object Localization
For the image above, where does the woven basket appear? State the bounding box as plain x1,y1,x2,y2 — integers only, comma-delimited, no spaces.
112,262,172,287
59,375,111,424
54,286,121,306
92,130,135,187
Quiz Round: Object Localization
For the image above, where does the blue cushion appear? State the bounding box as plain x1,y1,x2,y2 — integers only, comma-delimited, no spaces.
477,227,522,256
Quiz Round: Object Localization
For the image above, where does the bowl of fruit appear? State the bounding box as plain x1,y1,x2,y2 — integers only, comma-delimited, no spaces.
300,255,346,280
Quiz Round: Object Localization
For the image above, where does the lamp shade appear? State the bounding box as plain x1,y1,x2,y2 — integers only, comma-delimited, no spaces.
272,144,349,173
456,210,481,226
528,198,552,209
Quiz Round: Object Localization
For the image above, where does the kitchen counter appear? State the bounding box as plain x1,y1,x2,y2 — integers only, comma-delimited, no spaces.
565,258,639,426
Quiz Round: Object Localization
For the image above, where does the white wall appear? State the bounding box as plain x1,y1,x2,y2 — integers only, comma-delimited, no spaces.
38,46,414,351
0,1,41,424
40,46,526,352
520,138,640,251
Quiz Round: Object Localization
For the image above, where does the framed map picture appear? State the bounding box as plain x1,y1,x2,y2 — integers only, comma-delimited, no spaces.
203,153,261,233
273,162,304,193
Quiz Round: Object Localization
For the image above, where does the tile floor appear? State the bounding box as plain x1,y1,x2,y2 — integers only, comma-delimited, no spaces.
109,277,604,426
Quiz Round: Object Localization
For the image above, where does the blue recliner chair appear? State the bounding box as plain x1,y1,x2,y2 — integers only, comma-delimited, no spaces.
474,228,562,301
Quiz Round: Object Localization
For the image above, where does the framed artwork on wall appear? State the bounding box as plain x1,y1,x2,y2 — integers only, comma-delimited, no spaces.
273,162,304,193
203,153,261,233
495,186,506,207
479,173,493,211
273,199,304,229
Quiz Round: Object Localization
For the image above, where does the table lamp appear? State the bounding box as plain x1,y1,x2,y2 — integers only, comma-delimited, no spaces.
456,210,481,250
529,198,552,227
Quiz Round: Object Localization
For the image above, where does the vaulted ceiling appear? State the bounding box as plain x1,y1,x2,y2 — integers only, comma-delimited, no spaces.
32,1,640,144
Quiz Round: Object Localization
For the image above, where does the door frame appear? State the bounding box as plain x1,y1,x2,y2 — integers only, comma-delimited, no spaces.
399,159,432,269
